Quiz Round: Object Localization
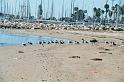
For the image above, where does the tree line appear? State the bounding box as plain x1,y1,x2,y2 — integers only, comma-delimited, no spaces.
60,3,124,24
93,3,124,23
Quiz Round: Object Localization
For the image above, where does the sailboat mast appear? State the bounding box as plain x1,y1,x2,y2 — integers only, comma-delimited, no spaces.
38,0,43,19
8,2,10,14
3,0,5,14
65,9,67,18
46,0,50,19
28,0,31,19
6,1,8,14
43,0,46,19
51,0,54,19
61,0,64,18
35,0,37,18
71,0,73,15
82,0,84,10
10,3,14,15
58,10,60,20
1,0,3,13
41,0,43,18
15,0,17,16
18,0,21,18
26,0,31,19
72,0,75,14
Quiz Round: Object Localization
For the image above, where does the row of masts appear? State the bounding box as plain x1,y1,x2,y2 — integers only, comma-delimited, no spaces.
18,0,31,19
0,0,83,20
40,0,85,19
0,0,9,14
0,0,31,19
37,0,73,19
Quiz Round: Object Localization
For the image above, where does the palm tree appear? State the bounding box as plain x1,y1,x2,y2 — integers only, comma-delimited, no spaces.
120,5,124,22
114,4,120,27
111,0,115,20
78,9,85,21
93,7,97,17
112,6,115,20
74,7,79,20
101,10,105,20
121,5,124,17
115,4,118,19
93,7,97,22
74,7,79,12
108,10,113,19
71,7,85,21
104,3,109,19
97,8,101,17
93,7,102,23
93,7,97,27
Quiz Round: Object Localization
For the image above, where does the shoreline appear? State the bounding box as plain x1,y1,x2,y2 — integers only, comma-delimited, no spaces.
2,29,124,41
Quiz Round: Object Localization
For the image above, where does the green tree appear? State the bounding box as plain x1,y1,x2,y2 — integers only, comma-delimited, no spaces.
74,7,79,11
93,7,102,22
78,9,85,21
71,7,85,21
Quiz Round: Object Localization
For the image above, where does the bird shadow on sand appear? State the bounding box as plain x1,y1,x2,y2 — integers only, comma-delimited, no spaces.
0,77,4,82
90,58,103,61
18,51,24,53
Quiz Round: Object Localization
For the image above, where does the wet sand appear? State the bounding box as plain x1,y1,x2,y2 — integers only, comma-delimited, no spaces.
0,29,124,82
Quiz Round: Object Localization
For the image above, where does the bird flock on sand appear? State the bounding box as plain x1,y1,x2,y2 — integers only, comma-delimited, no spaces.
22,38,124,47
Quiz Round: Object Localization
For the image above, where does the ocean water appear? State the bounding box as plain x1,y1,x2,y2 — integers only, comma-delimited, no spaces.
0,30,67,46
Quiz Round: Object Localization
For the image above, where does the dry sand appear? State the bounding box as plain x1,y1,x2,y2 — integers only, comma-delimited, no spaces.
0,29,124,82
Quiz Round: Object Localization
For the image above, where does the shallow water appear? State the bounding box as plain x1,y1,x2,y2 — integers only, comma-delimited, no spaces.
0,30,67,46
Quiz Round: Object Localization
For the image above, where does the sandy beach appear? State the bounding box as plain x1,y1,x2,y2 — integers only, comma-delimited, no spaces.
0,29,124,82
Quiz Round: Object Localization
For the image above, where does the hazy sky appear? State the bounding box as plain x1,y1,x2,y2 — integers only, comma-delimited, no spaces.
5,0,124,18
